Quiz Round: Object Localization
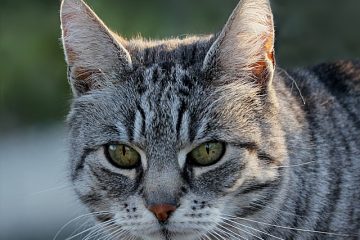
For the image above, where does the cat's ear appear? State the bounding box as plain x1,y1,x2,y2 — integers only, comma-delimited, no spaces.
203,0,275,86
60,0,132,96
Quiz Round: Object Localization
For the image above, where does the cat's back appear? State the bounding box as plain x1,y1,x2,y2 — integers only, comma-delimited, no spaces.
305,59,360,128
302,60,360,146
281,60,360,238
311,60,360,117
308,59,360,197
311,60,360,94
292,59,360,157
288,60,360,125
282,59,360,187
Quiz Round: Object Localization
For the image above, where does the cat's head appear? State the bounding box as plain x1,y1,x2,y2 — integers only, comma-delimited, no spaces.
61,0,288,239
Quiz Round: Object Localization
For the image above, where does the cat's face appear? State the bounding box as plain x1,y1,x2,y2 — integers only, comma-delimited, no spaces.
61,0,287,239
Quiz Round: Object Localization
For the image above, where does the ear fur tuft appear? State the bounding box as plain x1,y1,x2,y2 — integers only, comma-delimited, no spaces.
203,0,275,85
60,0,132,96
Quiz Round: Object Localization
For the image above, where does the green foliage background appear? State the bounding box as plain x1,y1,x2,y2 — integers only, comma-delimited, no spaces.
1,0,360,130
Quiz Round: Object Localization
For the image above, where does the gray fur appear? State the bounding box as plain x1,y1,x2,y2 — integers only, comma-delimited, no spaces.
60,0,360,239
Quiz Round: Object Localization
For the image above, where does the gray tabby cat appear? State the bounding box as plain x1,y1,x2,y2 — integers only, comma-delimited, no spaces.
60,0,360,239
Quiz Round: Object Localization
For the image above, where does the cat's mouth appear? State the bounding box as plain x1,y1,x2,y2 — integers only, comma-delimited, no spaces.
159,225,181,235
145,225,197,240
160,228,172,239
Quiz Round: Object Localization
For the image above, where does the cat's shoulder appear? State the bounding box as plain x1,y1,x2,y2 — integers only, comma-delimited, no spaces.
309,59,360,96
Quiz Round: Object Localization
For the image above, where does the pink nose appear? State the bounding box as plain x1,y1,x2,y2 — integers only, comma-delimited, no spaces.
147,204,177,222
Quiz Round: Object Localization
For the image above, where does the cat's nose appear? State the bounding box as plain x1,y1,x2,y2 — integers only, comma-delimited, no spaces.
148,204,177,222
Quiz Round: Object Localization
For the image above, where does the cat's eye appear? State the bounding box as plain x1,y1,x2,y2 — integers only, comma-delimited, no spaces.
106,144,141,169
188,142,225,166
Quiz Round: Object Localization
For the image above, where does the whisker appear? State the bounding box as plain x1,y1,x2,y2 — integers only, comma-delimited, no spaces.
209,228,227,240
216,226,246,240
219,221,263,240
65,219,114,240
223,214,357,237
279,68,306,105
28,184,73,196
270,161,316,169
249,202,302,217
191,224,212,240
83,221,117,240
100,227,126,240
53,211,111,240
68,218,93,240
66,225,100,240
201,230,213,240
220,217,284,240
216,226,236,238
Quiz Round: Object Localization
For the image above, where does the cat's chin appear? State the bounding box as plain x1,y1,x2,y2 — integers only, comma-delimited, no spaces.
138,229,200,240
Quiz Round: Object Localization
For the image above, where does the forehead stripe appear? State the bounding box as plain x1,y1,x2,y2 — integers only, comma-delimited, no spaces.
136,104,146,138
176,100,187,140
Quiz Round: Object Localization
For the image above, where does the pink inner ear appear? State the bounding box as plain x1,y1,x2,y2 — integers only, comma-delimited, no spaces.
69,66,103,94
265,36,275,66
251,36,275,84
72,67,101,81
64,46,78,64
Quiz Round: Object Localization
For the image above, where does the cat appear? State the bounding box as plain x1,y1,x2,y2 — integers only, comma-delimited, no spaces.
60,0,360,239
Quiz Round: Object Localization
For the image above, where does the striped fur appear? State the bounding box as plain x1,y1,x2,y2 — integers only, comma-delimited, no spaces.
61,0,360,239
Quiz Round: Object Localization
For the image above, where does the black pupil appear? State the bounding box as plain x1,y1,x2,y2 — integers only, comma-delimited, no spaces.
205,143,210,154
122,145,126,156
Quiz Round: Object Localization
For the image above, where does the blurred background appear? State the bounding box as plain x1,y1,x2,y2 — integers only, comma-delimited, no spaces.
0,0,359,239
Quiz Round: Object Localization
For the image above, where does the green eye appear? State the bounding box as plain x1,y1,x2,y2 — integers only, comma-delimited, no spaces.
188,142,225,166
106,144,141,169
